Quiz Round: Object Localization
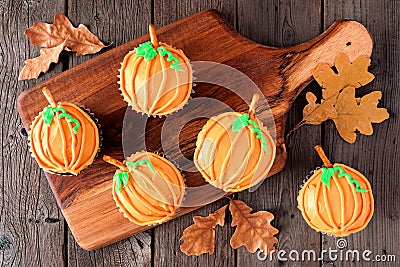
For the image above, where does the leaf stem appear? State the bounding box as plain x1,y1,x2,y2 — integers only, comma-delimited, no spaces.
42,87,57,108
149,24,158,49
286,120,306,138
103,155,128,171
314,145,333,168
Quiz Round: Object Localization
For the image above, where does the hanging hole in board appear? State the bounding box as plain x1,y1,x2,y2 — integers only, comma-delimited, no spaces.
346,42,352,46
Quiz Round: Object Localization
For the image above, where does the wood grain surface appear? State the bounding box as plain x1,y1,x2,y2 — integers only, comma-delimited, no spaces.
16,9,373,251
1,0,399,266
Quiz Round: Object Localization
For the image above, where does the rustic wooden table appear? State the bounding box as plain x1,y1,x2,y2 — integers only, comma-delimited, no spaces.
1,0,399,266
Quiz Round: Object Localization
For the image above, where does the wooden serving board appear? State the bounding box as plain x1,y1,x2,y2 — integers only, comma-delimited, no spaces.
17,10,372,250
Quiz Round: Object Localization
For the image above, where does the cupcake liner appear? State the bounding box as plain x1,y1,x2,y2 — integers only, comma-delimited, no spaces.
299,164,332,236
299,165,326,189
28,102,102,176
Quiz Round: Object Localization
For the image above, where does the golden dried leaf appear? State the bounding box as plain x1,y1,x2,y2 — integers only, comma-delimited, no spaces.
25,14,107,56
299,54,389,143
332,86,389,143
303,92,337,124
18,40,66,81
229,200,278,254
180,205,227,256
313,53,375,99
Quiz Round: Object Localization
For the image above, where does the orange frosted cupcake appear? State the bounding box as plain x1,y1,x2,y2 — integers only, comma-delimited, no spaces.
103,152,185,226
29,87,100,175
297,146,374,236
194,94,276,192
119,24,192,116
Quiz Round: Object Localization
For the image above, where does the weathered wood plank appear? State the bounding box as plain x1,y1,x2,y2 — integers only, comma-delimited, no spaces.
322,1,400,266
154,0,236,29
66,0,152,266
153,1,237,266
236,0,322,266
15,7,371,252
0,0,66,266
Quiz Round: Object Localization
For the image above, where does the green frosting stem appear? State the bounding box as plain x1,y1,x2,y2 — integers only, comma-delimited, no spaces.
135,40,183,71
157,46,182,71
42,106,81,134
136,41,157,61
232,113,268,153
114,171,130,192
126,159,155,173
321,166,368,193
113,159,155,193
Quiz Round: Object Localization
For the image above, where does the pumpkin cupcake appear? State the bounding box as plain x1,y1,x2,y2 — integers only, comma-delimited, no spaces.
118,24,193,116
103,152,185,226
194,94,276,192
29,87,100,175
297,146,374,236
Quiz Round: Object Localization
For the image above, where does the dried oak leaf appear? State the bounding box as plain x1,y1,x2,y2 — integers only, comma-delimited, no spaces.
18,40,66,81
25,14,107,56
313,53,375,99
180,205,227,256
301,54,389,143
303,92,337,124
332,86,389,143
229,200,278,254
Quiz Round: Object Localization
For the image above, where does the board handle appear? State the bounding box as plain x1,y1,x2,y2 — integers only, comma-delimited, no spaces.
279,19,373,101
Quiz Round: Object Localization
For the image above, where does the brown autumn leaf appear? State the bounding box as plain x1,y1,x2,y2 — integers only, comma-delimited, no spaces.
25,13,107,56
313,53,375,99
19,40,66,81
303,91,337,125
229,200,278,254
180,205,227,256
299,54,389,143
332,86,389,143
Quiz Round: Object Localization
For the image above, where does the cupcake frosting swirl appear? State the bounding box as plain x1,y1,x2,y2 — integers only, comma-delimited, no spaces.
29,102,99,175
112,152,185,226
194,112,276,192
119,42,192,116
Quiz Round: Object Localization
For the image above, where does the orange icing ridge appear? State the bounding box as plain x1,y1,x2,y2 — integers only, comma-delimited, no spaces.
297,164,374,236
119,42,193,116
29,102,99,175
112,152,186,226
194,112,276,192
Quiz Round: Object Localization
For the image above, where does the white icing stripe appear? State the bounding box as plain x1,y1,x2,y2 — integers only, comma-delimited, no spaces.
56,114,68,168
71,105,86,171
70,106,96,172
219,118,246,189
130,54,143,111
313,178,332,230
344,172,360,229
232,126,257,188
127,181,170,214
322,182,337,231
133,168,170,205
67,111,77,169
153,55,187,114
34,119,58,169
149,54,167,113
44,116,63,168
